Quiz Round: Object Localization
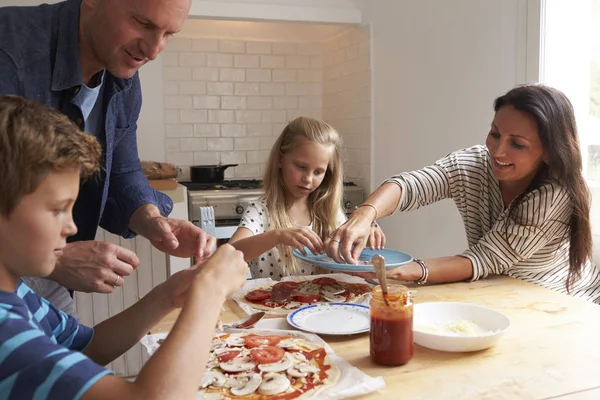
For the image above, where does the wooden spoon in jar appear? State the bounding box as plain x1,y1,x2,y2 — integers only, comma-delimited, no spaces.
371,254,389,306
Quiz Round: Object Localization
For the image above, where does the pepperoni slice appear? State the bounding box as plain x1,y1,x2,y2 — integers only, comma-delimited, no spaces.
293,294,322,303
250,345,285,364
245,289,271,302
243,335,282,348
216,349,241,362
273,281,301,290
312,277,338,286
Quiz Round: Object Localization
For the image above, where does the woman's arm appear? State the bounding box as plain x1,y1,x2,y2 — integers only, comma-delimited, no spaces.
81,244,248,400
379,256,474,283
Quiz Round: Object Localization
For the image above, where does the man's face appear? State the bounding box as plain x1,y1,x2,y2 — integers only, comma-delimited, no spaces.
0,168,79,282
83,0,191,78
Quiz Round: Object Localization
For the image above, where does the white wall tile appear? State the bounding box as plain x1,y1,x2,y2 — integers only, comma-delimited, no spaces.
180,81,207,95
166,151,194,165
285,83,312,96
179,138,207,151
208,110,234,123
192,38,218,52
246,150,270,164
193,95,220,109
180,110,208,123
311,56,323,69
165,38,191,52
234,138,260,151
219,40,245,54
234,55,260,68
272,70,297,83
166,124,193,137
207,54,233,67
259,137,277,150
234,83,260,96
163,52,179,66
221,96,247,110
207,138,234,151
164,83,179,95
194,151,220,164
247,96,273,110
221,124,247,137
220,68,246,82
246,42,271,54
286,55,311,69
165,95,192,109
235,110,262,123
165,138,179,151
298,70,321,83
246,123,272,137
194,123,220,137
299,95,322,109
220,151,247,164
234,164,261,178
207,82,234,95
272,123,287,136
164,67,192,81
179,53,207,66
262,110,287,123
261,55,285,69
259,83,285,96
164,110,179,123
297,43,322,55
193,67,219,81
273,96,298,110
246,69,271,82
272,43,297,55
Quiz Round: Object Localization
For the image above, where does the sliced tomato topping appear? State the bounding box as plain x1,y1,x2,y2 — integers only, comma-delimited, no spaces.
216,349,241,362
311,277,338,286
273,281,301,290
250,345,285,364
243,335,282,348
245,289,271,302
293,294,322,303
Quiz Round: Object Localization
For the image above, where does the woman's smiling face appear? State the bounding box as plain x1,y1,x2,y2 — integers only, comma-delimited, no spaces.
486,105,547,191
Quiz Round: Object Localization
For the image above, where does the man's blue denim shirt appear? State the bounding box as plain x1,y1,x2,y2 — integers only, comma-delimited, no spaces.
0,0,173,240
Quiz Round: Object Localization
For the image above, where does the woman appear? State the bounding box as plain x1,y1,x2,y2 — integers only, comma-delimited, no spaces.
326,84,600,302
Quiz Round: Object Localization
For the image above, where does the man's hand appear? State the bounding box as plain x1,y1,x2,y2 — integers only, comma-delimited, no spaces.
130,204,217,261
51,241,139,293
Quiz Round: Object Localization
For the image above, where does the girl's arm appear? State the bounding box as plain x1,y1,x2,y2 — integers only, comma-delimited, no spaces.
81,244,248,400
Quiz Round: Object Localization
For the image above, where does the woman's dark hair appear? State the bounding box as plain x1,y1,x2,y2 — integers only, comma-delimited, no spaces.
494,84,592,291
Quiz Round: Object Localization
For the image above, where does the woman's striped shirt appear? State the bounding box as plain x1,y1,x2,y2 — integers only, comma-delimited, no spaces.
386,145,600,303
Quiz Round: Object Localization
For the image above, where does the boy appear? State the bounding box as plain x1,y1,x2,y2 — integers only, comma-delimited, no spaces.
0,95,249,399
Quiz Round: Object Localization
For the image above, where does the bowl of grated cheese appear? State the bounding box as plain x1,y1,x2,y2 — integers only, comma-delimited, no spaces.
413,302,510,352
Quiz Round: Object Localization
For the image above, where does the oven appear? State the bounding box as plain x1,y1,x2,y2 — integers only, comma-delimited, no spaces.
181,180,365,245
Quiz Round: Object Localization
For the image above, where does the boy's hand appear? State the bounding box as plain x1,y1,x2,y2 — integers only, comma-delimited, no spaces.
50,241,139,293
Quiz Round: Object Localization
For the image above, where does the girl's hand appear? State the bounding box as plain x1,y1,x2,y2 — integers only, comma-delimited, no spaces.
367,222,386,250
276,228,324,255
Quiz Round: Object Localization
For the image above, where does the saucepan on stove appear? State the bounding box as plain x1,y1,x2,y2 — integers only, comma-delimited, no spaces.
190,164,238,183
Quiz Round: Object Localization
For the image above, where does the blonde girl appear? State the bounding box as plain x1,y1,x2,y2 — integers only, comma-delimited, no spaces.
229,116,384,279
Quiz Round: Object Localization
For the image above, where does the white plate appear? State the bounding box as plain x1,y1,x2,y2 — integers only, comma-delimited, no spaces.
287,302,370,335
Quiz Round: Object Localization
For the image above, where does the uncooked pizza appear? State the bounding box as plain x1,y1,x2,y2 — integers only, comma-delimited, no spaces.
200,332,340,399
234,277,371,314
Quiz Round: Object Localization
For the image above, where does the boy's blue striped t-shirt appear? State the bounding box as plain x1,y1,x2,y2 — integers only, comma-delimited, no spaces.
0,281,112,399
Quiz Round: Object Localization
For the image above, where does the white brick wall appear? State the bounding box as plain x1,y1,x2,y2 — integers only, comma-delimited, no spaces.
164,37,325,179
323,26,371,190
163,29,370,183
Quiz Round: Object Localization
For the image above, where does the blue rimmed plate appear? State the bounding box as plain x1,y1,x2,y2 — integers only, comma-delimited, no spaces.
293,248,413,272
287,302,370,335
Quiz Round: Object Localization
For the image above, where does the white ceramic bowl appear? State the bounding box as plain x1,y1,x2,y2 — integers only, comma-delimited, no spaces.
413,302,510,352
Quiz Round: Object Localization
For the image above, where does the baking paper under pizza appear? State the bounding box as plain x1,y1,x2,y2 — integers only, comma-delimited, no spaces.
233,276,371,315
199,332,341,399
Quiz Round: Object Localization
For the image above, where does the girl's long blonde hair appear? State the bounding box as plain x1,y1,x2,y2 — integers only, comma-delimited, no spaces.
261,116,344,275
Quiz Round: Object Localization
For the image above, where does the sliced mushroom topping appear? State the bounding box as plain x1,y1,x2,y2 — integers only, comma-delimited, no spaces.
206,359,219,369
220,357,257,372
277,338,299,349
210,339,226,351
213,347,232,356
321,285,345,295
200,371,227,388
321,292,346,302
225,335,246,347
287,362,319,378
290,352,308,363
230,373,262,396
258,353,294,373
298,283,320,295
283,301,303,310
259,372,291,396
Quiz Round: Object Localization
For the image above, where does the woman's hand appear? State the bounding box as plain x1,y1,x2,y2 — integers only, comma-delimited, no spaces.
324,206,375,264
367,222,386,250
276,228,324,255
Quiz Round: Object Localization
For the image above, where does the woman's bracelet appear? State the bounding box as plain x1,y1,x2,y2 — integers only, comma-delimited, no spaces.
356,203,378,221
413,258,429,285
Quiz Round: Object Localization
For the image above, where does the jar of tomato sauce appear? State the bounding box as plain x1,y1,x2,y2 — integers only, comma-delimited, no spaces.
369,284,413,365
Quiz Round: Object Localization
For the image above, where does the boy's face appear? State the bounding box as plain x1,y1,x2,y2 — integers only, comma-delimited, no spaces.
0,168,79,281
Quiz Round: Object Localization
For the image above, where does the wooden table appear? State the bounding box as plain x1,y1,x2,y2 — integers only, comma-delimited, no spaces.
151,276,600,399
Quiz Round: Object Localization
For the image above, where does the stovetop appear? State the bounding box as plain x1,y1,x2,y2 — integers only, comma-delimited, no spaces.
180,179,359,192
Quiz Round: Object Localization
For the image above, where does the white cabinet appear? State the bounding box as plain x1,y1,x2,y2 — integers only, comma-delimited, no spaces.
75,184,191,377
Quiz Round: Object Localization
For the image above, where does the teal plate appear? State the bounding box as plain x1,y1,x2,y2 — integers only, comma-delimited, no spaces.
293,248,413,272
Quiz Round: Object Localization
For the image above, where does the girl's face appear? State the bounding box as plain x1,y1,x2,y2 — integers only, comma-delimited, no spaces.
485,105,547,191
279,141,334,202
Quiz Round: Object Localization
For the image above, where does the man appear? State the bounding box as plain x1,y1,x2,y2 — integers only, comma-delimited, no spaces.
0,0,214,315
